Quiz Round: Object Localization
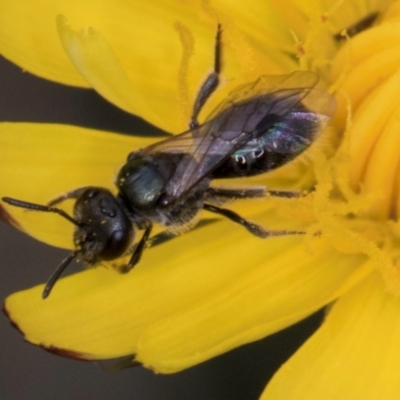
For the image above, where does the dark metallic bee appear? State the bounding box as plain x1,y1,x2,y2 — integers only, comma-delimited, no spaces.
2,27,335,298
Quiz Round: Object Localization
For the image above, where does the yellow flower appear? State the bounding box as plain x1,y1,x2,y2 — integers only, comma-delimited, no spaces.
1,0,400,398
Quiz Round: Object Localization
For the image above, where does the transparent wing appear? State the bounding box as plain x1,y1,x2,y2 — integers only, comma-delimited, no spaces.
212,88,336,177
205,70,320,121
236,88,336,156
139,71,322,155
139,71,335,203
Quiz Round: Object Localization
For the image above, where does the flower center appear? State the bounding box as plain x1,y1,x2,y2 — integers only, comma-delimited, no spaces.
331,4,400,221
312,3,400,294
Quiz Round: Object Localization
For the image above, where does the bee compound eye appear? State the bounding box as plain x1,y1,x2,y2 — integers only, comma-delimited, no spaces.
100,229,132,260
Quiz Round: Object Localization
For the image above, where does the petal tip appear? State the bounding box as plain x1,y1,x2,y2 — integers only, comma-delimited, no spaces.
41,345,92,361
0,204,21,229
4,302,92,361
2,304,25,336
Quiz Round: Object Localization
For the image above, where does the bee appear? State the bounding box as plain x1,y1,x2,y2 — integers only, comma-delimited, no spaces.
2,26,335,298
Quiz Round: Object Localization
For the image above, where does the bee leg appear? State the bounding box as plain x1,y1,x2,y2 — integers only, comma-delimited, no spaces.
189,24,222,129
121,224,153,273
268,189,304,198
203,203,304,238
206,187,304,203
205,186,266,204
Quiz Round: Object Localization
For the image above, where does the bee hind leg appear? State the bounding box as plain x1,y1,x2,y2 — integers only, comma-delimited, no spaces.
206,187,304,205
205,186,266,205
203,203,304,238
189,24,222,129
268,189,305,198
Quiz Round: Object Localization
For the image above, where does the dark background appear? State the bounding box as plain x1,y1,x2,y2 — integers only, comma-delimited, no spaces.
0,55,323,400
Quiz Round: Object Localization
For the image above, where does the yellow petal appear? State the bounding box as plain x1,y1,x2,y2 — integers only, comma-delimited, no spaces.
134,243,368,373
4,201,367,362
362,100,400,219
0,122,155,247
262,272,400,400
212,0,297,70
329,5,400,220
1,0,212,89
2,1,202,84
333,21,400,81
56,16,164,129
332,46,400,130
0,0,293,132
0,0,87,87
347,69,400,190
269,0,391,76
2,214,308,358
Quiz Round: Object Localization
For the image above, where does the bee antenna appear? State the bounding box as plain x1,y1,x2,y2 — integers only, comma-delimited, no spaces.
2,197,81,226
42,251,79,299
